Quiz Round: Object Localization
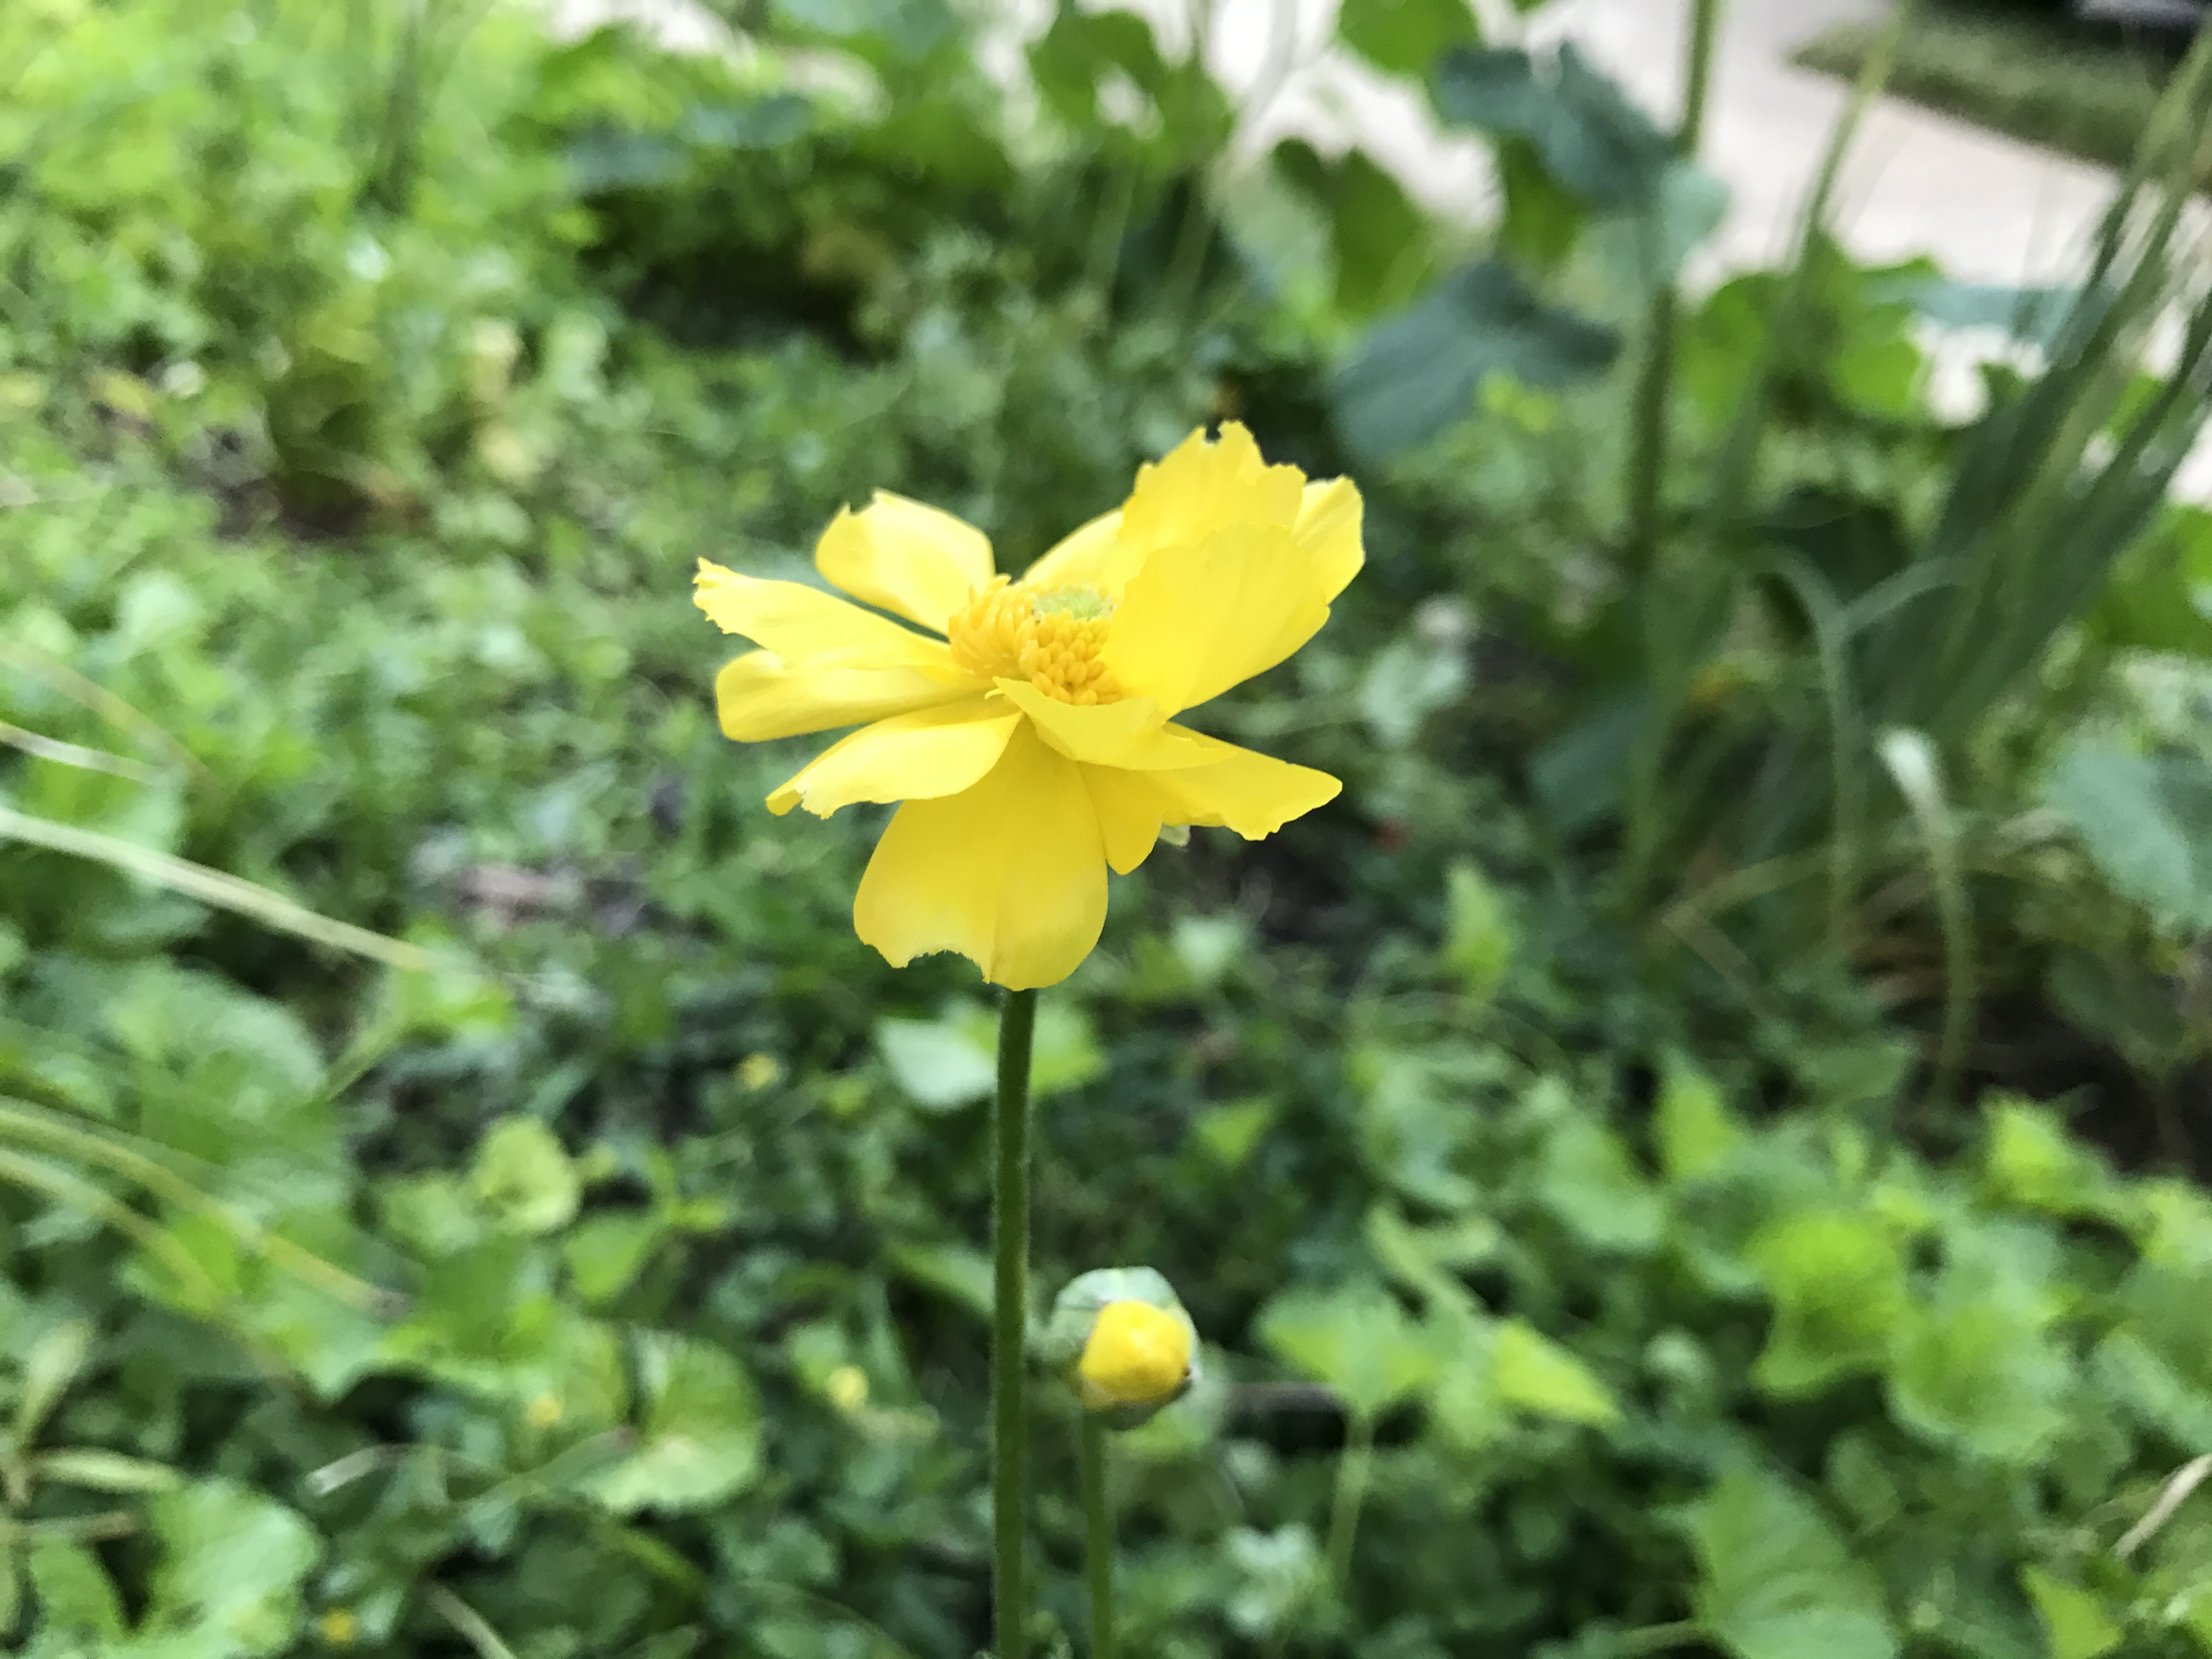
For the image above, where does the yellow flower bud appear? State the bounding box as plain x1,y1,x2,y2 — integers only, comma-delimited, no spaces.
1076,1300,1193,1411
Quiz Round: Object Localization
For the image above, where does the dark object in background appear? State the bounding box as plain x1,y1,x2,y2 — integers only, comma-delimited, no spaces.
2074,0,2207,42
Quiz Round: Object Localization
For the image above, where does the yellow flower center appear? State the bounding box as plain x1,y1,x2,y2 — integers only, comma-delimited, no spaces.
1076,1299,1192,1409
946,577,1120,706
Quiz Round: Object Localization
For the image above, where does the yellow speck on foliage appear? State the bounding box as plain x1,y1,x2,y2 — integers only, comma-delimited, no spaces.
1076,1300,1193,1410
826,1364,871,1414
526,1392,565,1428
737,1052,784,1091
694,422,1365,990
319,1610,361,1646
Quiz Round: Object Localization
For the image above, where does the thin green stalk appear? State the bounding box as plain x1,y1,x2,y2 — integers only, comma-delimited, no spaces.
1081,1415,1114,1659
1622,0,1725,575
1324,1412,1374,1587
992,988,1039,1659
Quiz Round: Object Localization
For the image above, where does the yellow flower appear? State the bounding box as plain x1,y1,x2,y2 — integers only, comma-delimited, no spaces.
825,1364,871,1413
1076,1300,1194,1410
695,422,1363,989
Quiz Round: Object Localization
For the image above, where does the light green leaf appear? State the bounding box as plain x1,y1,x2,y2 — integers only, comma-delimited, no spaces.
1656,1060,1743,1184
1692,1468,1898,1659
36,1448,182,1494
26,1538,123,1640
2022,1567,2121,1659
2042,744,2212,934
1490,1319,1621,1426
585,1334,761,1515
1442,860,1514,1002
1983,1098,2113,1220
876,1015,994,1109
564,1211,665,1306
14,1319,92,1446
471,1117,580,1236
144,1479,321,1657
1258,1283,1441,1421
1192,1097,1276,1171
1537,1115,1663,1252
1750,1212,1908,1397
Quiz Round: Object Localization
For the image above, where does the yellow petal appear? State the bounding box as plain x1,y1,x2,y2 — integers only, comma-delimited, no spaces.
1077,1301,1193,1409
815,493,996,631
993,679,1211,770
1155,732,1341,835
696,560,960,677
715,651,970,741
853,723,1107,990
1293,477,1365,602
1116,422,1304,568
767,699,1019,817
1081,764,1170,874
1103,522,1331,714
1020,507,1130,593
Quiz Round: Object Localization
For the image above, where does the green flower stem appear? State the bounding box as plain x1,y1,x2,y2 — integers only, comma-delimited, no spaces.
1081,1415,1115,1659
1325,1412,1375,1587
992,988,1039,1659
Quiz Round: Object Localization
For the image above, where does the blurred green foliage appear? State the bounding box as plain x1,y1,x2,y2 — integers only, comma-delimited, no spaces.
3,0,2212,1657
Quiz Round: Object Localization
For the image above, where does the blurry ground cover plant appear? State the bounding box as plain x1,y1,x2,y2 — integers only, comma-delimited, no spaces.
1,0,2210,1655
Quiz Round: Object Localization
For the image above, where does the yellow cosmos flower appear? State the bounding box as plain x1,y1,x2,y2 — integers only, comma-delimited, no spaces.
694,422,1363,989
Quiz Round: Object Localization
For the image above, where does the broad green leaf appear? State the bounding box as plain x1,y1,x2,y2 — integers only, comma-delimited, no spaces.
2042,744,2212,934
1332,262,1618,462
876,1014,994,1109
471,1117,580,1237
1887,1294,2068,1464
1655,1060,1743,1184
1274,142,1436,318
1691,1468,1898,1659
1358,631,1467,748
586,1333,761,1515
1259,1283,1441,1421
1490,1319,1620,1426
1431,45,1671,207
1336,0,1480,77
2022,1567,2121,1659
1356,1045,1487,1211
1191,1096,1276,1171
144,1479,320,1657
26,1538,123,1640
1749,1212,1908,1397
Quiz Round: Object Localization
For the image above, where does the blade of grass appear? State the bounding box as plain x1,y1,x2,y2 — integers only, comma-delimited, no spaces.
0,805,432,972
1877,729,1972,1108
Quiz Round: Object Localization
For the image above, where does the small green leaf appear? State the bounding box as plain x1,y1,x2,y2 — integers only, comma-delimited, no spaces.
1750,1212,1908,1397
14,1320,92,1446
2042,744,2212,934
564,1211,665,1306
2022,1567,2121,1659
1692,1468,1898,1659
1258,1283,1441,1421
36,1447,182,1494
1431,45,1672,208
876,1013,995,1109
471,1117,580,1236
1490,1319,1620,1426
1442,861,1514,1002
1537,1115,1662,1252
1192,1097,1276,1171
1336,0,1480,77
1655,1060,1743,1184
586,1334,761,1515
